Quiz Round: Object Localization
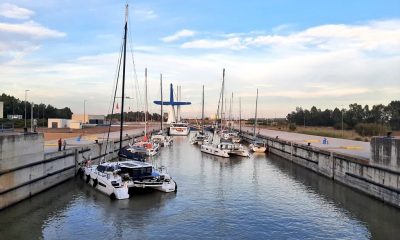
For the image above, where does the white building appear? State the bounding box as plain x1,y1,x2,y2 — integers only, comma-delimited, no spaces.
7,115,22,120
48,118,71,128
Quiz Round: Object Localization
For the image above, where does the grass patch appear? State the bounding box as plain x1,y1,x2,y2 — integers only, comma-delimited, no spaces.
297,129,345,139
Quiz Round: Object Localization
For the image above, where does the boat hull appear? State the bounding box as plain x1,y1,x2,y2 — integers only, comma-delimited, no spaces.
200,145,230,158
169,126,190,136
229,149,250,157
83,167,129,200
249,144,267,153
133,179,177,193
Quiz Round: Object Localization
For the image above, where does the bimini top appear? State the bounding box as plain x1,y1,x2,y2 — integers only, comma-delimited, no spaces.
153,83,191,106
118,160,152,169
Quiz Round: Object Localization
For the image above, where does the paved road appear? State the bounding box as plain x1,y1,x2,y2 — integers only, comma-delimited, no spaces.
44,126,159,153
241,126,371,159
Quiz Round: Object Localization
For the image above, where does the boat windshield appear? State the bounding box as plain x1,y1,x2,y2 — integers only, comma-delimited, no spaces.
171,123,188,127
119,166,153,180
97,165,118,173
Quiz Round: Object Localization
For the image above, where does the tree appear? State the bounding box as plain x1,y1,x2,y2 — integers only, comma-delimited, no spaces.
332,108,342,125
344,103,364,128
285,101,397,130
386,101,400,130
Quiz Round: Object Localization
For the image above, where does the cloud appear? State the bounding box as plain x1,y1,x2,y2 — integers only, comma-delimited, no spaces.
133,9,157,21
0,20,66,39
162,29,196,42
181,37,246,50
180,20,400,54
1,19,399,118
0,3,34,19
3,46,398,117
264,87,370,99
0,20,66,62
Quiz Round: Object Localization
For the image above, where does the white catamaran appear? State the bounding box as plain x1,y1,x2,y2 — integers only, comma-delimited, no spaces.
80,4,176,199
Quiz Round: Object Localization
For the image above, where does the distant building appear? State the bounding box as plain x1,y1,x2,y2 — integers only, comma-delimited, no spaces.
7,115,23,120
47,118,83,129
48,119,70,128
0,102,3,119
47,115,105,129
72,114,105,125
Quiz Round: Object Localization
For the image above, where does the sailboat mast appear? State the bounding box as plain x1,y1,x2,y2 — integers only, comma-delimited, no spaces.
224,98,227,129
144,68,148,137
229,92,233,131
160,74,163,131
202,85,204,133
178,86,181,121
239,97,242,133
119,4,128,151
221,68,225,131
253,88,259,138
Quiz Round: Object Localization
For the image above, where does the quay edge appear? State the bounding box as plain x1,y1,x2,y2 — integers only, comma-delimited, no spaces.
0,131,154,210
240,132,400,209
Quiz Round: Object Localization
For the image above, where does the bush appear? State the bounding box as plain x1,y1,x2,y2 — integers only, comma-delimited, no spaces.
354,123,389,137
288,123,297,131
298,129,343,138
333,122,350,130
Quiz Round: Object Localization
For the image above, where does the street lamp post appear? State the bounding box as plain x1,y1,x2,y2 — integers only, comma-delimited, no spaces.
30,102,33,132
24,90,30,129
83,100,87,126
341,107,344,137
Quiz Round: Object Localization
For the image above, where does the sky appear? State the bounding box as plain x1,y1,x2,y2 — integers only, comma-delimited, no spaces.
0,0,399,119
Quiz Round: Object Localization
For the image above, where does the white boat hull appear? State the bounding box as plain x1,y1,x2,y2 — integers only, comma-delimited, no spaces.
169,126,190,136
250,145,267,153
249,142,267,153
230,149,250,157
134,179,177,193
219,142,249,157
151,135,173,147
83,167,129,200
201,144,230,158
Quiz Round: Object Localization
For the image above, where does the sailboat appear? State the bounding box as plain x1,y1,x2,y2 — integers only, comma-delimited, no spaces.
190,85,210,145
249,88,267,153
81,5,177,199
151,74,173,146
130,68,160,156
221,92,241,143
201,69,249,157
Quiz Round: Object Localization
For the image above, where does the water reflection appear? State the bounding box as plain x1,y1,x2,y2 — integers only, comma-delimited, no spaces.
0,134,399,239
267,153,400,239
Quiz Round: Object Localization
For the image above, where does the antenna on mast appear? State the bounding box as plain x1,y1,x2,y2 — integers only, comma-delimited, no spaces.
125,4,129,23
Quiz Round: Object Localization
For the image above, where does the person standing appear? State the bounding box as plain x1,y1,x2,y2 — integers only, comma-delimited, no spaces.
63,139,67,150
58,138,62,151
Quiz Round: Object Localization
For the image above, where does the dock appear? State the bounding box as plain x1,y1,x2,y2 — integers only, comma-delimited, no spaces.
0,127,159,210
239,127,400,208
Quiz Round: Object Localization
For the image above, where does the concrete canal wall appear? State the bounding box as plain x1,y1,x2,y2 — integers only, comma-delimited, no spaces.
0,132,141,210
241,133,400,208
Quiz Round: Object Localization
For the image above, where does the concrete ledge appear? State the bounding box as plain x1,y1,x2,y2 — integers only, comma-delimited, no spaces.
0,131,151,210
240,131,400,208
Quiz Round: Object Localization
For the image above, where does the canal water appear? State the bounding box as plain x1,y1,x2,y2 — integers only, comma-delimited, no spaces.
1,135,399,239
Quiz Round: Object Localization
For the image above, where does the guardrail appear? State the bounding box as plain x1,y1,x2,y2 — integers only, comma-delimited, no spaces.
0,123,14,132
